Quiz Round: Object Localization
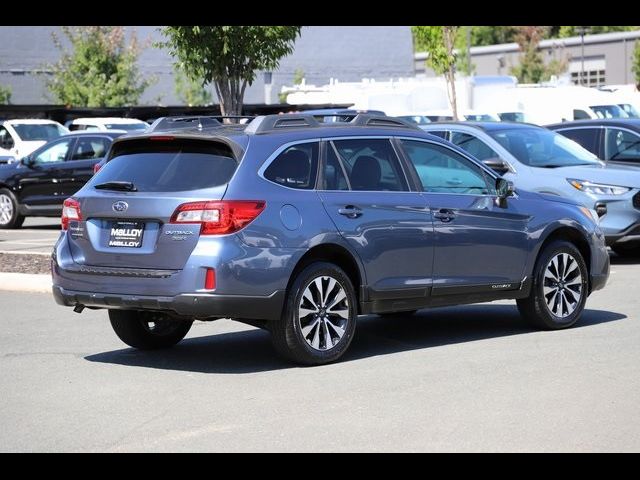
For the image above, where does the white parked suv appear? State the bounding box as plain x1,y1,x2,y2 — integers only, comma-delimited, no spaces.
66,117,149,132
0,119,69,162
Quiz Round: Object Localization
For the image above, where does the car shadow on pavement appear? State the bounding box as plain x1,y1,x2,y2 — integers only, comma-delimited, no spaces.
84,304,626,375
609,253,640,265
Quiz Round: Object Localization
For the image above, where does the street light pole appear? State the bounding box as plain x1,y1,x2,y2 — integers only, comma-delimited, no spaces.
577,26,590,86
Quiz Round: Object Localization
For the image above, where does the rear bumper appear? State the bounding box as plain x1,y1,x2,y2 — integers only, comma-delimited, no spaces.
52,285,285,321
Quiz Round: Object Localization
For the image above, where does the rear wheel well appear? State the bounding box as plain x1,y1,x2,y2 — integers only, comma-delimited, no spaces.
538,227,592,288
287,244,362,313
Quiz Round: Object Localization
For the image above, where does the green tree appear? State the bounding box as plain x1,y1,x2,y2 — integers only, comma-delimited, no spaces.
45,26,151,107
455,27,475,76
413,26,460,120
633,41,640,89
469,26,520,46
510,26,567,83
174,64,212,106
293,68,305,85
0,85,11,104
159,26,301,116
557,26,638,37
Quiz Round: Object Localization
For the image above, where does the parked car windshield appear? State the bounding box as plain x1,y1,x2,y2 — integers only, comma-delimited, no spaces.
488,127,601,168
590,104,629,119
11,123,66,141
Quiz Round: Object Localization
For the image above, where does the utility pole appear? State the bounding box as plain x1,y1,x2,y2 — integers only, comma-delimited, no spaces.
577,26,590,85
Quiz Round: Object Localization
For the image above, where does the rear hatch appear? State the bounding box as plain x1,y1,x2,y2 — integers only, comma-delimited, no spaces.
66,137,238,270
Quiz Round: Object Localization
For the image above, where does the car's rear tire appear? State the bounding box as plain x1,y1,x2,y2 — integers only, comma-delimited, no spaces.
109,310,193,350
611,241,640,258
271,262,357,365
517,240,588,330
0,188,24,229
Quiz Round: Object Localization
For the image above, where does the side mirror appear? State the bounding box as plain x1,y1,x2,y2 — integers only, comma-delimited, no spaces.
21,156,34,167
496,177,515,199
482,157,512,175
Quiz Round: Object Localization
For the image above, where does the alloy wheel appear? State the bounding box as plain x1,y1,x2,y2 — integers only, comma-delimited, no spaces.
0,194,13,225
543,252,583,318
298,275,350,351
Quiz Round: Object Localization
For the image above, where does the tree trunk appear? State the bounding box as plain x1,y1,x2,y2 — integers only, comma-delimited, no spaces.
214,76,244,121
443,27,459,121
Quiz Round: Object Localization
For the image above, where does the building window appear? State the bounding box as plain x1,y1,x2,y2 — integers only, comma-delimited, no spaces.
569,56,606,87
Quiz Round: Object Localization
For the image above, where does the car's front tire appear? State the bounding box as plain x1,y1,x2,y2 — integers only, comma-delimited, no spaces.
517,240,588,330
109,310,193,350
0,188,24,229
271,262,357,365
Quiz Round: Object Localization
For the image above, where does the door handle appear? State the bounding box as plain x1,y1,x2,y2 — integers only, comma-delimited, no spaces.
338,205,363,218
433,209,456,222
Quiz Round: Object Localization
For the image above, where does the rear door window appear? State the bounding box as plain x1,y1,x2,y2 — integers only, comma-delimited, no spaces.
70,137,111,160
92,139,237,192
331,138,408,191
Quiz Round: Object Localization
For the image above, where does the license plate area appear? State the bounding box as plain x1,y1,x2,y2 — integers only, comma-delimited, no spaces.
108,221,145,248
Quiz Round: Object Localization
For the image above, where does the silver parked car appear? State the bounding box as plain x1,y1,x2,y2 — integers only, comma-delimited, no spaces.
422,122,640,257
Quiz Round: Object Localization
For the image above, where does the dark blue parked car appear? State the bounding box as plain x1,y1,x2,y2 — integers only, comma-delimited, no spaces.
52,114,609,365
0,131,125,228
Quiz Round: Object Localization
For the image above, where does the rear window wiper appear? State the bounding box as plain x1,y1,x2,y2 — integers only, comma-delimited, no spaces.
94,181,138,192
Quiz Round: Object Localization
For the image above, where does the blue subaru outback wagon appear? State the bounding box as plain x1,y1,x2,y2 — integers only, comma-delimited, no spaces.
52,114,610,365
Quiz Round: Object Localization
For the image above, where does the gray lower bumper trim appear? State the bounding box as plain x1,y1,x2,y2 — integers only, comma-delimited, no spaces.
52,286,285,321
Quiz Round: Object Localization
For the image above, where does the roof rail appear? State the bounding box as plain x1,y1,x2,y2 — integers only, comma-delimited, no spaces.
149,115,255,132
245,113,419,134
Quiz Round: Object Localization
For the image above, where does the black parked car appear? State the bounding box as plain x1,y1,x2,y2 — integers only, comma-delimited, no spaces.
547,119,640,167
0,131,125,228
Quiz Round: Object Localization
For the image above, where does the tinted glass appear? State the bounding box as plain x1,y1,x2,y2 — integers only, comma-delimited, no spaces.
33,138,73,164
332,138,408,191
71,137,111,160
11,123,66,141
90,141,237,192
557,128,599,155
322,143,349,190
619,104,640,118
264,142,319,190
590,104,629,119
450,132,501,161
489,127,600,167
401,140,494,195
498,112,525,122
0,126,14,149
104,123,147,131
573,109,591,120
604,128,640,162
424,130,449,140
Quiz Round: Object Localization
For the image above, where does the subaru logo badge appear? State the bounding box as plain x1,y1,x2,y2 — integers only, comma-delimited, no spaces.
112,201,128,212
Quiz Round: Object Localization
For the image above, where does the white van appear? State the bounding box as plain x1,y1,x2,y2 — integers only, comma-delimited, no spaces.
0,119,69,161
65,117,148,132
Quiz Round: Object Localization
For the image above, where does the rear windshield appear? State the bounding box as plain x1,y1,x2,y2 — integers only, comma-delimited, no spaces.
89,139,238,192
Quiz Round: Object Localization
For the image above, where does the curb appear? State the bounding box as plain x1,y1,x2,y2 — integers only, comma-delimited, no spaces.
0,272,51,293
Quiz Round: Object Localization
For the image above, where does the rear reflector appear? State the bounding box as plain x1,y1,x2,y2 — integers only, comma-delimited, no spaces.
205,268,216,290
61,198,82,230
170,200,266,235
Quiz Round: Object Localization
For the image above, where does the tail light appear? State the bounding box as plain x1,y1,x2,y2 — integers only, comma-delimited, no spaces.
169,200,266,235
93,163,102,174
61,198,82,230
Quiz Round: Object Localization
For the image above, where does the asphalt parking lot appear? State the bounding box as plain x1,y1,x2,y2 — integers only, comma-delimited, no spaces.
1,254,639,452
0,218,59,255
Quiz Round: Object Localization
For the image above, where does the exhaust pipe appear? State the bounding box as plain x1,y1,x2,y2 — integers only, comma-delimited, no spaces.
73,304,85,314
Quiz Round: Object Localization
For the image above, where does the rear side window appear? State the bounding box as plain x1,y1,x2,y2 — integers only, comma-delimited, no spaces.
92,139,237,192
264,142,319,190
